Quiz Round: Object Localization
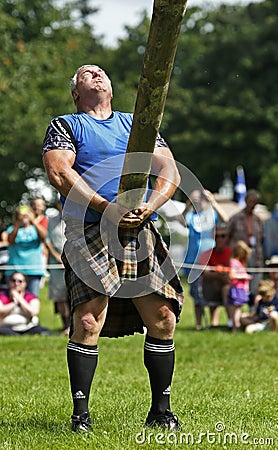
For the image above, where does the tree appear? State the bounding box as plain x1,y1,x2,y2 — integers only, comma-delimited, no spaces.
1,0,277,221
259,164,278,210
0,0,104,219
162,0,278,192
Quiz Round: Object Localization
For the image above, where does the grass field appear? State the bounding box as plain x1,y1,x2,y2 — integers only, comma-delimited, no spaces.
0,281,277,450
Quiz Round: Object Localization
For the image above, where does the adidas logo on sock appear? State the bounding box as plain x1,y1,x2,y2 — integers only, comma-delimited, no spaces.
163,386,171,395
73,390,86,399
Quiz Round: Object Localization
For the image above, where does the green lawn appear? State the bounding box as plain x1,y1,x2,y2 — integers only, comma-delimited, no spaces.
0,281,277,449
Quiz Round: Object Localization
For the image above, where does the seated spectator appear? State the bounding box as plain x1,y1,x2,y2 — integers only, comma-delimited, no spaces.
0,272,52,335
240,279,278,333
263,203,278,260
200,224,232,327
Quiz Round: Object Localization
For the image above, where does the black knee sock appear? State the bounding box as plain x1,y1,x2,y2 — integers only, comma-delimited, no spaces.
67,341,98,416
144,335,175,415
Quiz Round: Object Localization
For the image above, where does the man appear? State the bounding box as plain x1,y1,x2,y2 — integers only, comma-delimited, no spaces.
227,189,264,301
42,65,184,432
263,203,278,260
199,224,232,328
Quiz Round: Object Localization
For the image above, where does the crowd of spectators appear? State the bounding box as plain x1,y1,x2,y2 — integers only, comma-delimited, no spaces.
1,188,278,335
0,197,68,336
183,189,278,333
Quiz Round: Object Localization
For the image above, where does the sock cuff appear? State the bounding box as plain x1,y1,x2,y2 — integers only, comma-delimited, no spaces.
144,335,175,353
67,341,98,357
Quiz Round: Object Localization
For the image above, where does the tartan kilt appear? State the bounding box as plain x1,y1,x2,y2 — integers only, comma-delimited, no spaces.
62,219,184,338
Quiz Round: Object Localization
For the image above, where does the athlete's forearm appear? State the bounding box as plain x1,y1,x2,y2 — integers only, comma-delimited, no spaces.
147,146,181,212
44,160,109,214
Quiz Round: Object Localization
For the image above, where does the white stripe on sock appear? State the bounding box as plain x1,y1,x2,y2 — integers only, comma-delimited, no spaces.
144,342,175,353
67,342,98,356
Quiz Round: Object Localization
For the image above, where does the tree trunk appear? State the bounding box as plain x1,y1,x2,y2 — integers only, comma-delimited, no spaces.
118,0,188,209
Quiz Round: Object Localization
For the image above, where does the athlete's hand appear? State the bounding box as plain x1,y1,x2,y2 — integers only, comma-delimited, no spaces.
103,203,142,228
131,203,154,223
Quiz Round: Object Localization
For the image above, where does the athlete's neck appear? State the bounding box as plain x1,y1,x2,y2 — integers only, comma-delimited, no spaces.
77,99,112,120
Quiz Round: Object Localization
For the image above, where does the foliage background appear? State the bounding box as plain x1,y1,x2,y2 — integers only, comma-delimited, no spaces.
0,0,277,219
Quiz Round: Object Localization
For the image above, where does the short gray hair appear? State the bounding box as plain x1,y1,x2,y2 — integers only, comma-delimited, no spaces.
70,65,94,93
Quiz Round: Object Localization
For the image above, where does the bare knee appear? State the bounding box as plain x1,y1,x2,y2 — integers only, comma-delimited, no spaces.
149,305,176,339
72,297,108,344
80,312,100,335
72,311,103,344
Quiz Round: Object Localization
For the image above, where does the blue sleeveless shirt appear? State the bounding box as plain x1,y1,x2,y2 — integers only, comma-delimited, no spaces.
42,111,164,222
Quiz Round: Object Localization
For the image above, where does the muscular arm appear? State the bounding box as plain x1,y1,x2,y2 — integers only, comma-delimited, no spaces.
43,150,141,227
133,146,181,222
43,150,110,213
149,146,181,210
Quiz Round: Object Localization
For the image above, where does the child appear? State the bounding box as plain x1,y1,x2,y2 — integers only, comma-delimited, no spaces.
227,240,252,332
241,279,278,333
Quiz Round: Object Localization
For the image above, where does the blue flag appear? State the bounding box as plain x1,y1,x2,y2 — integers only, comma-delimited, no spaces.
235,165,246,207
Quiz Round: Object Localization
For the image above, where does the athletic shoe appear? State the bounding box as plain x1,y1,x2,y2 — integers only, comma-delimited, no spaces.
71,411,92,432
145,409,180,430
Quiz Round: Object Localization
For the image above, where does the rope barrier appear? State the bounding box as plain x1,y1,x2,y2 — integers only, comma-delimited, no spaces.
0,264,64,270
179,263,278,273
0,263,278,273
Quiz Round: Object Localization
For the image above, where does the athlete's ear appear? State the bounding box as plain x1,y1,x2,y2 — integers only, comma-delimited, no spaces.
72,90,80,102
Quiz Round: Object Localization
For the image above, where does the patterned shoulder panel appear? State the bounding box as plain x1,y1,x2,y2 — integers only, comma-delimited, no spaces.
155,133,169,148
42,117,76,154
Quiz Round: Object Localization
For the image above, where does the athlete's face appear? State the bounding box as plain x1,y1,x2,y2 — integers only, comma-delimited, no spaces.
75,65,113,99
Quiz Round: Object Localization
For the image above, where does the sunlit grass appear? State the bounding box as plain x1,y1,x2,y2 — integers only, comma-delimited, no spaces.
0,281,277,449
